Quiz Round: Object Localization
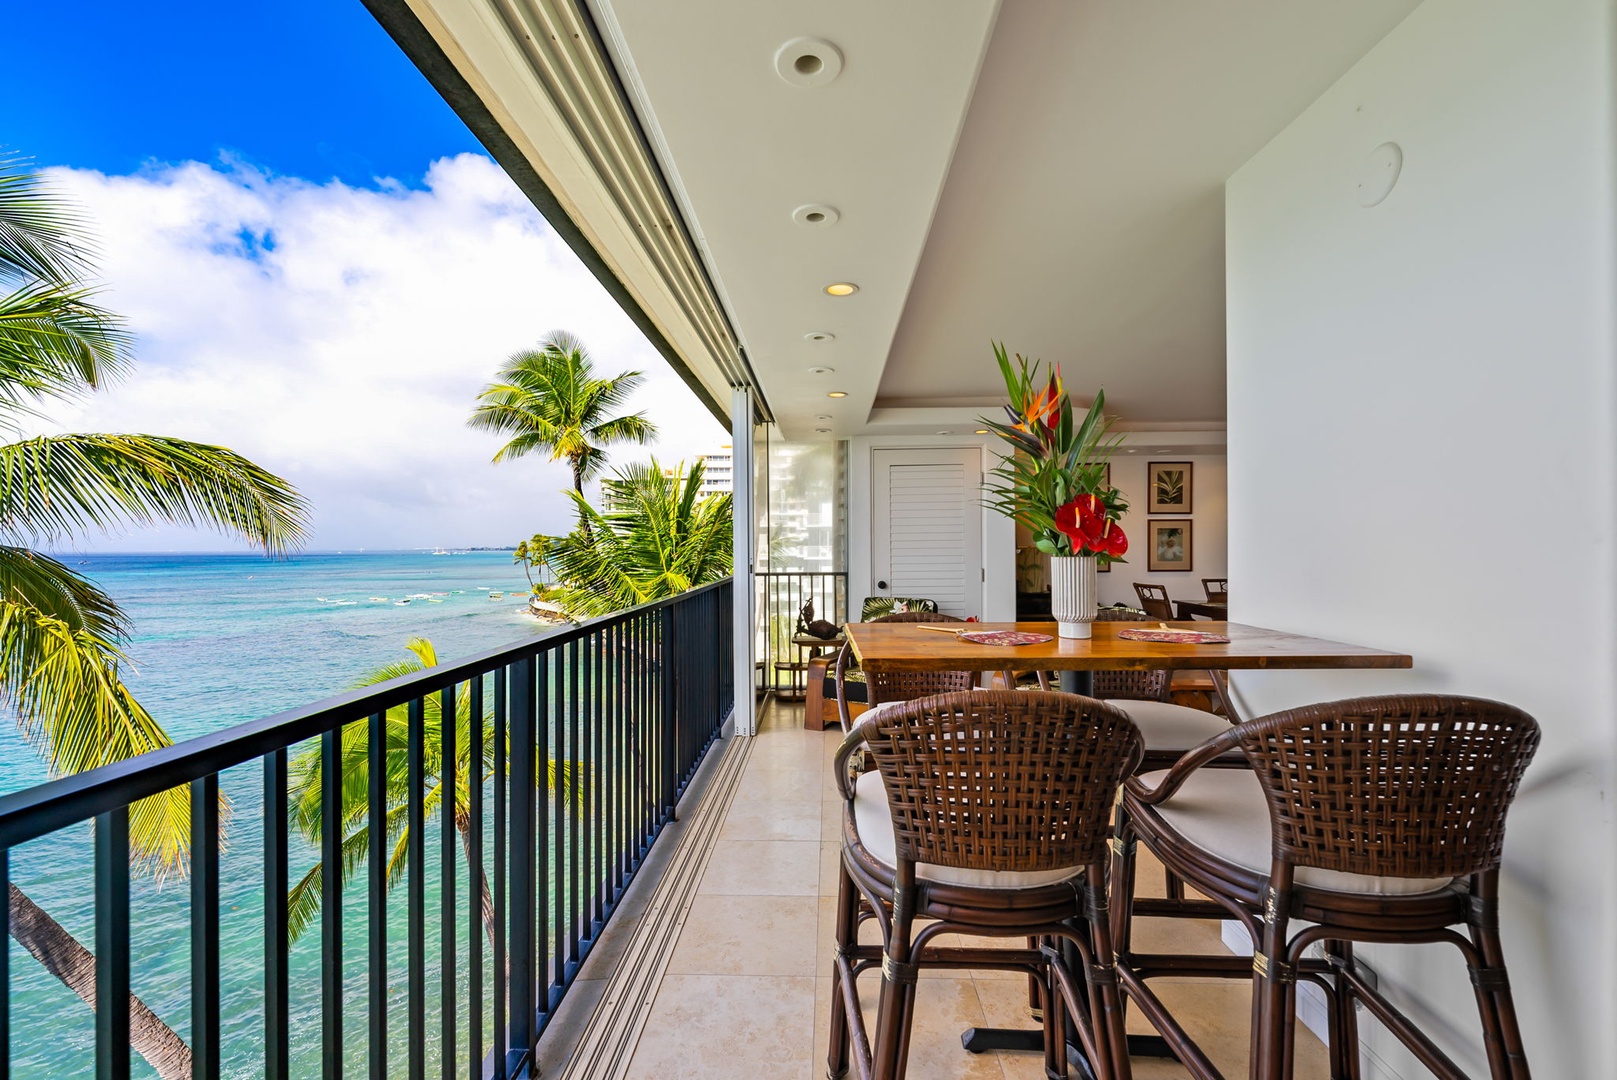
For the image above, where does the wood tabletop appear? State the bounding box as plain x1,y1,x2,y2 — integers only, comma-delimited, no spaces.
1175,600,1229,620
844,620,1412,673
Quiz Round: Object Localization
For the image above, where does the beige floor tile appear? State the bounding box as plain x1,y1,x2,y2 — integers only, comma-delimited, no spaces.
718,796,823,842
624,974,816,1080
698,839,821,896
666,894,819,977
819,839,843,895
820,797,845,840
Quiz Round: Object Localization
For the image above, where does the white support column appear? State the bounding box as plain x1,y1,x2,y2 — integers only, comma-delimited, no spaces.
729,386,758,736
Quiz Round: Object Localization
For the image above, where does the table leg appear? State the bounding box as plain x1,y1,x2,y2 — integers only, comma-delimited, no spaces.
1059,670,1094,696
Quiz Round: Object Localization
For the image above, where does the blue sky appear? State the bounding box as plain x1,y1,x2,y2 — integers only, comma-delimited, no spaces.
3,1,480,186
4,2,727,552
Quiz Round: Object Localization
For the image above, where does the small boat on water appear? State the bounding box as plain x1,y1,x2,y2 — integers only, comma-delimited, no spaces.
488,591,503,601
369,597,388,602
394,598,411,606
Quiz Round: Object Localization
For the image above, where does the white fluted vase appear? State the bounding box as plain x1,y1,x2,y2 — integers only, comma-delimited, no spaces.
1049,555,1099,639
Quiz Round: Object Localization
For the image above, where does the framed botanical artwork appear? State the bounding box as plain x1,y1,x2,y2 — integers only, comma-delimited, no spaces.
1147,519,1193,572
1148,461,1192,514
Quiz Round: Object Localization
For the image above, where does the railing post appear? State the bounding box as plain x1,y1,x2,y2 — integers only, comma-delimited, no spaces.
264,750,289,1080
661,603,678,820
191,774,220,1080
508,656,536,1067
94,806,130,1080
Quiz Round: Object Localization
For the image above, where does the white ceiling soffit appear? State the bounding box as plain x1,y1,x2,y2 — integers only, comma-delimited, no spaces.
373,0,746,423
586,0,1003,442
878,0,1423,426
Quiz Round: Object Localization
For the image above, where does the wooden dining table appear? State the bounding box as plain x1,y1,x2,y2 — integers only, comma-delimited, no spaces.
840,617,1412,1061
845,618,1411,696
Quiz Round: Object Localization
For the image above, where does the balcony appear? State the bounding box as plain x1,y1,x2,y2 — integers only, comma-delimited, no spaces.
0,581,732,1079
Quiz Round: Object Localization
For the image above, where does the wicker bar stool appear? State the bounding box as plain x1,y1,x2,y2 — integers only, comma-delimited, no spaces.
1112,695,1540,1080
1093,608,1240,771
827,690,1143,1080
833,612,977,730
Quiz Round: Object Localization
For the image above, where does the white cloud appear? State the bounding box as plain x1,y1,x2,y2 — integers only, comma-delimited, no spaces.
32,155,729,552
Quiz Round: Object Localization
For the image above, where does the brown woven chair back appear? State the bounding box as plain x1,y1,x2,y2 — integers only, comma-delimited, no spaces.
1089,608,1170,702
1202,577,1229,603
862,690,1143,872
1236,695,1541,880
1132,583,1174,621
862,612,976,705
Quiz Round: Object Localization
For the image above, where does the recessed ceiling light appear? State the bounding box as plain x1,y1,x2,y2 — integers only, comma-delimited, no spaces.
807,365,835,375
815,414,832,420
814,427,832,434
824,282,858,297
974,429,989,435
804,330,836,343
792,205,840,227
826,391,848,398
774,37,844,88
1127,449,1138,453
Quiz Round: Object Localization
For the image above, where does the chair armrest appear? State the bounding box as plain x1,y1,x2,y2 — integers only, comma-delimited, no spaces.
834,643,855,731
832,716,879,800
1124,726,1244,805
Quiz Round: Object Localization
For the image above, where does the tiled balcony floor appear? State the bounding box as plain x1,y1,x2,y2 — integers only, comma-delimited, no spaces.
549,698,1329,1079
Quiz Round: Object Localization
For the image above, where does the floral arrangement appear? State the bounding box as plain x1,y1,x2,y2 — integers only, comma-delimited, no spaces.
981,343,1129,564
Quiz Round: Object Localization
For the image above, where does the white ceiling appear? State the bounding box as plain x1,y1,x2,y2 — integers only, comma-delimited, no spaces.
590,0,1422,441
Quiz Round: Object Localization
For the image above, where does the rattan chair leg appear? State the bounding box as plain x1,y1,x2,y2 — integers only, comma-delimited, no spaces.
871,873,918,1080
1253,876,1296,1080
1324,941,1362,1080
1468,922,1532,1077
827,866,861,1079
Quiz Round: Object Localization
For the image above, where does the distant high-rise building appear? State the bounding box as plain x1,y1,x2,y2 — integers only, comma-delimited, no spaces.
697,446,733,497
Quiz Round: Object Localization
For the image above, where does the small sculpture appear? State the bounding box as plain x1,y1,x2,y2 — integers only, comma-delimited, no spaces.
796,599,841,639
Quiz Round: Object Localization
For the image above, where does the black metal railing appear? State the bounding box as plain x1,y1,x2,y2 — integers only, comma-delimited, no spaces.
756,571,848,695
0,578,732,1080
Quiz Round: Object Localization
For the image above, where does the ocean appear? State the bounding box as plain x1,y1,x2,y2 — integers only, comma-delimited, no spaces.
5,551,551,1077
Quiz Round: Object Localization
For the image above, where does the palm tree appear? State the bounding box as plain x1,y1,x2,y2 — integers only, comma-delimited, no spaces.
466,331,657,537
285,638,580,947
0,157,309,1080
545,459,732,619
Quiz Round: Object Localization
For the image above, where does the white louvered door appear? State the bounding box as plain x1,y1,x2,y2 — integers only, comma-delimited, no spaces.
870,448,983,617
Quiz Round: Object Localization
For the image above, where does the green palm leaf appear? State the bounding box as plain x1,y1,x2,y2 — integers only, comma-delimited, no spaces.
0,434,308,552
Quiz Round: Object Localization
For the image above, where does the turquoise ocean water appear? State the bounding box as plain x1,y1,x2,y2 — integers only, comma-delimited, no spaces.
5,551,548,1078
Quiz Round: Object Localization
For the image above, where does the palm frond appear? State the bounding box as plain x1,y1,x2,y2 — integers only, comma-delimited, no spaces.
0,545,126,638
0,434,309,553
0,280,131,409
0,157,92,287
0,597,195,877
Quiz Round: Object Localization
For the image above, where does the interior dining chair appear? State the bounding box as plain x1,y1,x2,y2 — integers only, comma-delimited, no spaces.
832,611,975,730
828,690,1144,1080
1133,582,1175,621
1112,695,1541,1080
1201,577,1229,603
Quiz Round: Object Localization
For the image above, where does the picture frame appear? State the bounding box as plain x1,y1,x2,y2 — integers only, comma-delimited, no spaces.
1147,519,1193,572
1147,461,1192,514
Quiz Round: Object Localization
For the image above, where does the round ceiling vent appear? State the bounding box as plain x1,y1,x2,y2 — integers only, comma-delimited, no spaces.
792,204,840,227
774,37,843,88
804,330,836,343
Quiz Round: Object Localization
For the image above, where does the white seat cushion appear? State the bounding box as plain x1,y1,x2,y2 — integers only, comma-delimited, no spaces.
1137,769,1453,896
851,771,1085,889
1105,699,1231,752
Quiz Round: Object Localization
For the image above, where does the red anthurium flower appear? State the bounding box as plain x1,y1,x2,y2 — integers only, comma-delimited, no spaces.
1056,495,1114,553
1102,522,1128,557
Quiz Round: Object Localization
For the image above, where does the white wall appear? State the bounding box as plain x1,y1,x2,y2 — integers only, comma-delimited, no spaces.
847,434,1017,622
1097,454,1227,608
1226,0,1617,1075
